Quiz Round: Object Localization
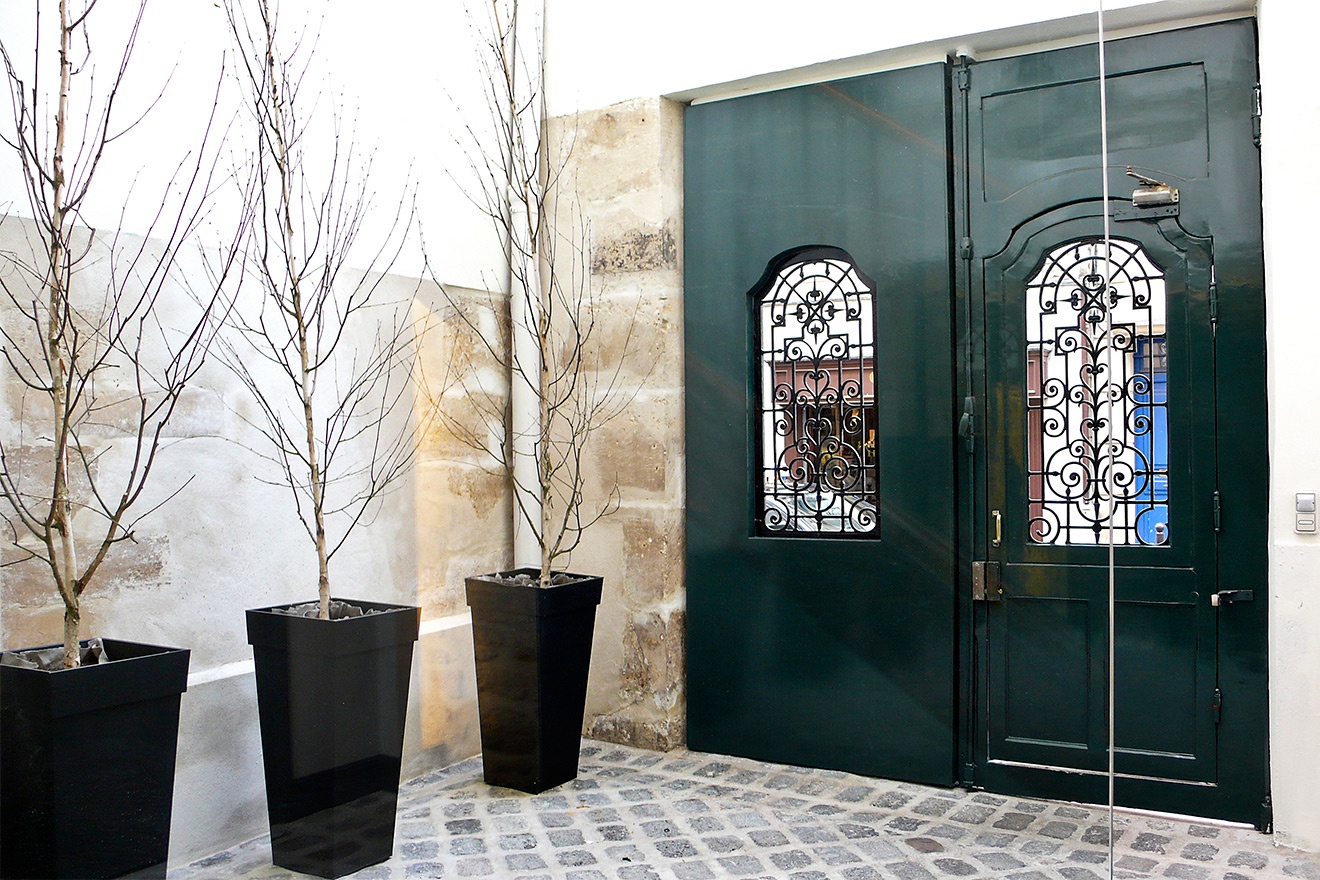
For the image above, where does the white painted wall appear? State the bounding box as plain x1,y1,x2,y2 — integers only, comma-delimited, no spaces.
542,0,1250,114
542,0,1320,853
1258,0,1320,855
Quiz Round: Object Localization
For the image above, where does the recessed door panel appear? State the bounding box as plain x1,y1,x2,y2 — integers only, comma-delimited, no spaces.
980,64,1211,202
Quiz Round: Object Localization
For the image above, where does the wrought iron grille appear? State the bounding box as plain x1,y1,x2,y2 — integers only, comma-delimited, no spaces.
1025,237,1170,546
754,247,878,536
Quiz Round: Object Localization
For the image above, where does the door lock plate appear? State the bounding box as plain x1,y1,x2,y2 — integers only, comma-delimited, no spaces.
972,561,1003,602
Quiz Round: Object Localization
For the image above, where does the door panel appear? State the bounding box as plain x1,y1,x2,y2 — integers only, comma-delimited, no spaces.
963,20,1267,822
684,63,957,785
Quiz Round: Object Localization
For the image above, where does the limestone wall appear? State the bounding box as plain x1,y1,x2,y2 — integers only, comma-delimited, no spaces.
547,97,688,750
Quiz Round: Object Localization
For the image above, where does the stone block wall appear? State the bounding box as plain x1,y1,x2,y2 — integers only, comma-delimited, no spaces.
547,97,687,750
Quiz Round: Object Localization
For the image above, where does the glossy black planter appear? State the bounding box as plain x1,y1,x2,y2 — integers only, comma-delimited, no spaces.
0,639,189,880
466,570,602,793
247,599,420,879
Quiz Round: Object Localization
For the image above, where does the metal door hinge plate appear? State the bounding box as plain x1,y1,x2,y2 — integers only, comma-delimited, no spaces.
1113,202,1180,222
1253,84,1262,148
972,560,1002,602
958,396,976,454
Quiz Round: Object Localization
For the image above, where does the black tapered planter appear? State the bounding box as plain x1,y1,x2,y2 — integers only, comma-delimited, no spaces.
246,599,420,879
466,569,603,794
0,639,190,880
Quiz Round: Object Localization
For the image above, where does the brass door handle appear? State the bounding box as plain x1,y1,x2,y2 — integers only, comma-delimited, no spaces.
992,509,1002,547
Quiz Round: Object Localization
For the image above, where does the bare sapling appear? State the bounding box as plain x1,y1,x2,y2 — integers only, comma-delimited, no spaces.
424,0,646,588
0,0,244,668
222,0,425,620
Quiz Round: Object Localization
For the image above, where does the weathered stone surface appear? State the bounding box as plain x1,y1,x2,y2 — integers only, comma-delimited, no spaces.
583,279,683,390
620,511,683,607
590,395,679,499
416,284,511,463
545,97,687,751
413,459,509,617
619,606,684,710
587,714,686,751
592,225,678,274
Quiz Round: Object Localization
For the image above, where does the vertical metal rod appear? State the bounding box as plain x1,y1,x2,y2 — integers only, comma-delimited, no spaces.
1096,3,1117,878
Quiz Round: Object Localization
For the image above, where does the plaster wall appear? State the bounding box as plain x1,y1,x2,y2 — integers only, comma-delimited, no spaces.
1258,0,1320,854
0,0,503,291
543,0,1320,854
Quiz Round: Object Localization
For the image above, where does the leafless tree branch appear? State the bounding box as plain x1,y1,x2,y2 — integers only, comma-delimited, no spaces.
0,0,244,667
219,0,428,619
421,0,648,587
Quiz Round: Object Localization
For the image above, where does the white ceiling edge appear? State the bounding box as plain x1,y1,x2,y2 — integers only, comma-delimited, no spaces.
671,0,1255,107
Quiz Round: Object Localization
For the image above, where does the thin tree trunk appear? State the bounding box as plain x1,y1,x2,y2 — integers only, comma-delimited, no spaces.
260,18,330,619
539,316,551,586
52,0,81,668
537,204,552,587
302,347,330,618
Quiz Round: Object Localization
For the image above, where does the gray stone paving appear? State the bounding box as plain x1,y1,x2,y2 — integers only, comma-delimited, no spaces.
173,741,1320,880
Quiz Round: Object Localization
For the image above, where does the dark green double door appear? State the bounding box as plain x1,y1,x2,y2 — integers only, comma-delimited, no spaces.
685,19,1269,825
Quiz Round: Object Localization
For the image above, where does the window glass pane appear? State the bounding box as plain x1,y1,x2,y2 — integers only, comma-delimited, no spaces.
1025,238,1169,545
756,249,878,536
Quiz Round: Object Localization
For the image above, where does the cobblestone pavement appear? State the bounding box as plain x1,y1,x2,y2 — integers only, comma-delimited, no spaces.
175,741,1320,880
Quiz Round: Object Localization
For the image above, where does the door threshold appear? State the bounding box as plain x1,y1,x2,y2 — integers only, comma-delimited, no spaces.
1087,802,1255,831
988,758,1216,787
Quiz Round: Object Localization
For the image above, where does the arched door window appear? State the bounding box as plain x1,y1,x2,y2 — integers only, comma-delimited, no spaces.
1025,237,1169,546
754,247,878,536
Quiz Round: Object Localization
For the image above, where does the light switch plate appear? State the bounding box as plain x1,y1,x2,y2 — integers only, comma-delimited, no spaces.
1297,493,1318,533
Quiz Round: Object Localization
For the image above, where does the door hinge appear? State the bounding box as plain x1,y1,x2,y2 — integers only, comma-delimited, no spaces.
1212,687,1223,724
1209,280,1219,323
959,237,974,260
963,762,978,787
1213,490,1223,532
956,65,971,92
958,395,976,454
1259,794,1274,833
1252,83,1262,147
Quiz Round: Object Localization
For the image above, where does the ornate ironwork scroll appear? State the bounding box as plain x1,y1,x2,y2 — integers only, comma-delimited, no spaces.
755,247,877,535
1025,237,1169,546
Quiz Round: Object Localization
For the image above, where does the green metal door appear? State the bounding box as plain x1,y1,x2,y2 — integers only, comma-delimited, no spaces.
683,18,1268,825
684,63,958,785
959,20,1269,825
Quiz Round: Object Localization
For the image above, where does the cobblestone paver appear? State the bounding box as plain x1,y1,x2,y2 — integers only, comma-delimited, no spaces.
173,741,1320,879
